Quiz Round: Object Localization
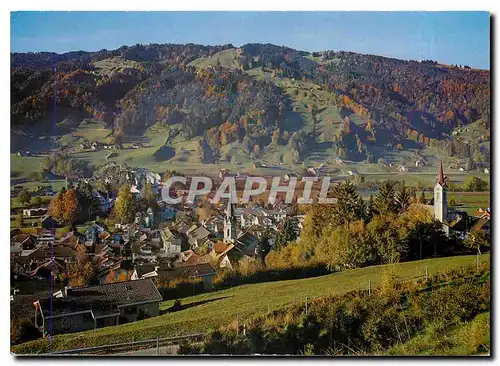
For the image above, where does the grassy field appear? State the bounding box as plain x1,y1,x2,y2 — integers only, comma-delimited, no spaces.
71,120,111,142
93,57,140,76
188,48,240,70
448,191,490,215
12,254,489,354
11,154,45,181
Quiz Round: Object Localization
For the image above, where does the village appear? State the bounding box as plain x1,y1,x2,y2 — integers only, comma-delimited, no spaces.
10,160,490,342
10,163,308,336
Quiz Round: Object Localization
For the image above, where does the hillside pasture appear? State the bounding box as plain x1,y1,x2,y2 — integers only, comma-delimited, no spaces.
12,254,490,354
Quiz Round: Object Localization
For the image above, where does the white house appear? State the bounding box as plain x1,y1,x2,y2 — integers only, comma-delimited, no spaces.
159,227,182,257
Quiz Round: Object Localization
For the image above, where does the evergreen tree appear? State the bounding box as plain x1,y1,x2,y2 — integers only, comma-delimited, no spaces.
301,181,366,243
331,180,367,225
420,190,426,204
141,179,157,209
367,194,375,220
410,188,417,203
76,181,98,220
256,229,273,264
19,189,31,207
394,183,411,213
275,219,298,248
374,180,397,214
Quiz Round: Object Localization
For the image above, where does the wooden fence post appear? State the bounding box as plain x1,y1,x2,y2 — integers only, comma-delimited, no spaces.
425,265,428,281
368,280,371,297
236,314,239,336
305,297,308,315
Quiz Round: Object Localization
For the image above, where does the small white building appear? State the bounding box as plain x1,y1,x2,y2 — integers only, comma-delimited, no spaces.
415,160,425,168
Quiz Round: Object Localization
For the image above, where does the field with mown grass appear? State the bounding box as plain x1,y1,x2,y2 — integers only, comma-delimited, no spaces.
12,254,489,354
448,191,490,215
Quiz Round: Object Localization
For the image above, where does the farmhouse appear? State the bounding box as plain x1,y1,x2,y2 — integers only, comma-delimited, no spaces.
33,279,162,336
23,208,48,218
347,169,359,176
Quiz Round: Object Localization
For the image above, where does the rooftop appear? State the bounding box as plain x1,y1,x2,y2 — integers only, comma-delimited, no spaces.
38,278,162,318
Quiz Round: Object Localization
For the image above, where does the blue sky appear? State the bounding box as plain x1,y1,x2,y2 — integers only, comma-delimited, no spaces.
11,11,490,69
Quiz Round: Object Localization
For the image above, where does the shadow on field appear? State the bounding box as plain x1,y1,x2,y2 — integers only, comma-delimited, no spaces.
162,295,233,314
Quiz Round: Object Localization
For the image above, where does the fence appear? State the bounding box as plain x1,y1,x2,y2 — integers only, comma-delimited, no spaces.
36,257,487,355
45,333,205,355
231,258,488,335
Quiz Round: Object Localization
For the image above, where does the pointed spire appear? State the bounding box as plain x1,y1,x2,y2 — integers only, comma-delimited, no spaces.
225,199,233,218
437,160,446,186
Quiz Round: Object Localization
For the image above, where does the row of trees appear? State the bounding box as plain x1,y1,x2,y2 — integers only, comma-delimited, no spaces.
265,181,450,270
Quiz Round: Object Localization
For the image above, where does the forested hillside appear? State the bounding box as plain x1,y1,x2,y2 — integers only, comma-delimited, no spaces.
11,42,490,168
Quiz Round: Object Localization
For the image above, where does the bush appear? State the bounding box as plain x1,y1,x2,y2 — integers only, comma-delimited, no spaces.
418,280,489,332
158,278,205,300
214,264,329,289
181,266,489,355
136,308,150,320
462,176,488,192
11,318,41,346
171,299,182,311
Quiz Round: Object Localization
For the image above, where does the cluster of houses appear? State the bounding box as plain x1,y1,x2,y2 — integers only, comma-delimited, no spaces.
16,149,32,157
10,166,301,337
79,139,122,151
79,139,144,152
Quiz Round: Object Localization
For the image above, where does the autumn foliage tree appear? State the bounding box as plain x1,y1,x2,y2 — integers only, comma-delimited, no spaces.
104,270,130,284
113,184,137,224
48,188,80,225
67,245,96,286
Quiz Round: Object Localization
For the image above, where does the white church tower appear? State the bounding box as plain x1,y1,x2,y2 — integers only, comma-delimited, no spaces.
223,200,237,243
434,161,449,235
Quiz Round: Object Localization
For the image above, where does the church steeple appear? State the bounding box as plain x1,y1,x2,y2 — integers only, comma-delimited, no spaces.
434,161,449,236
437,160,446,187
225,199,234,218
223,200,237,243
